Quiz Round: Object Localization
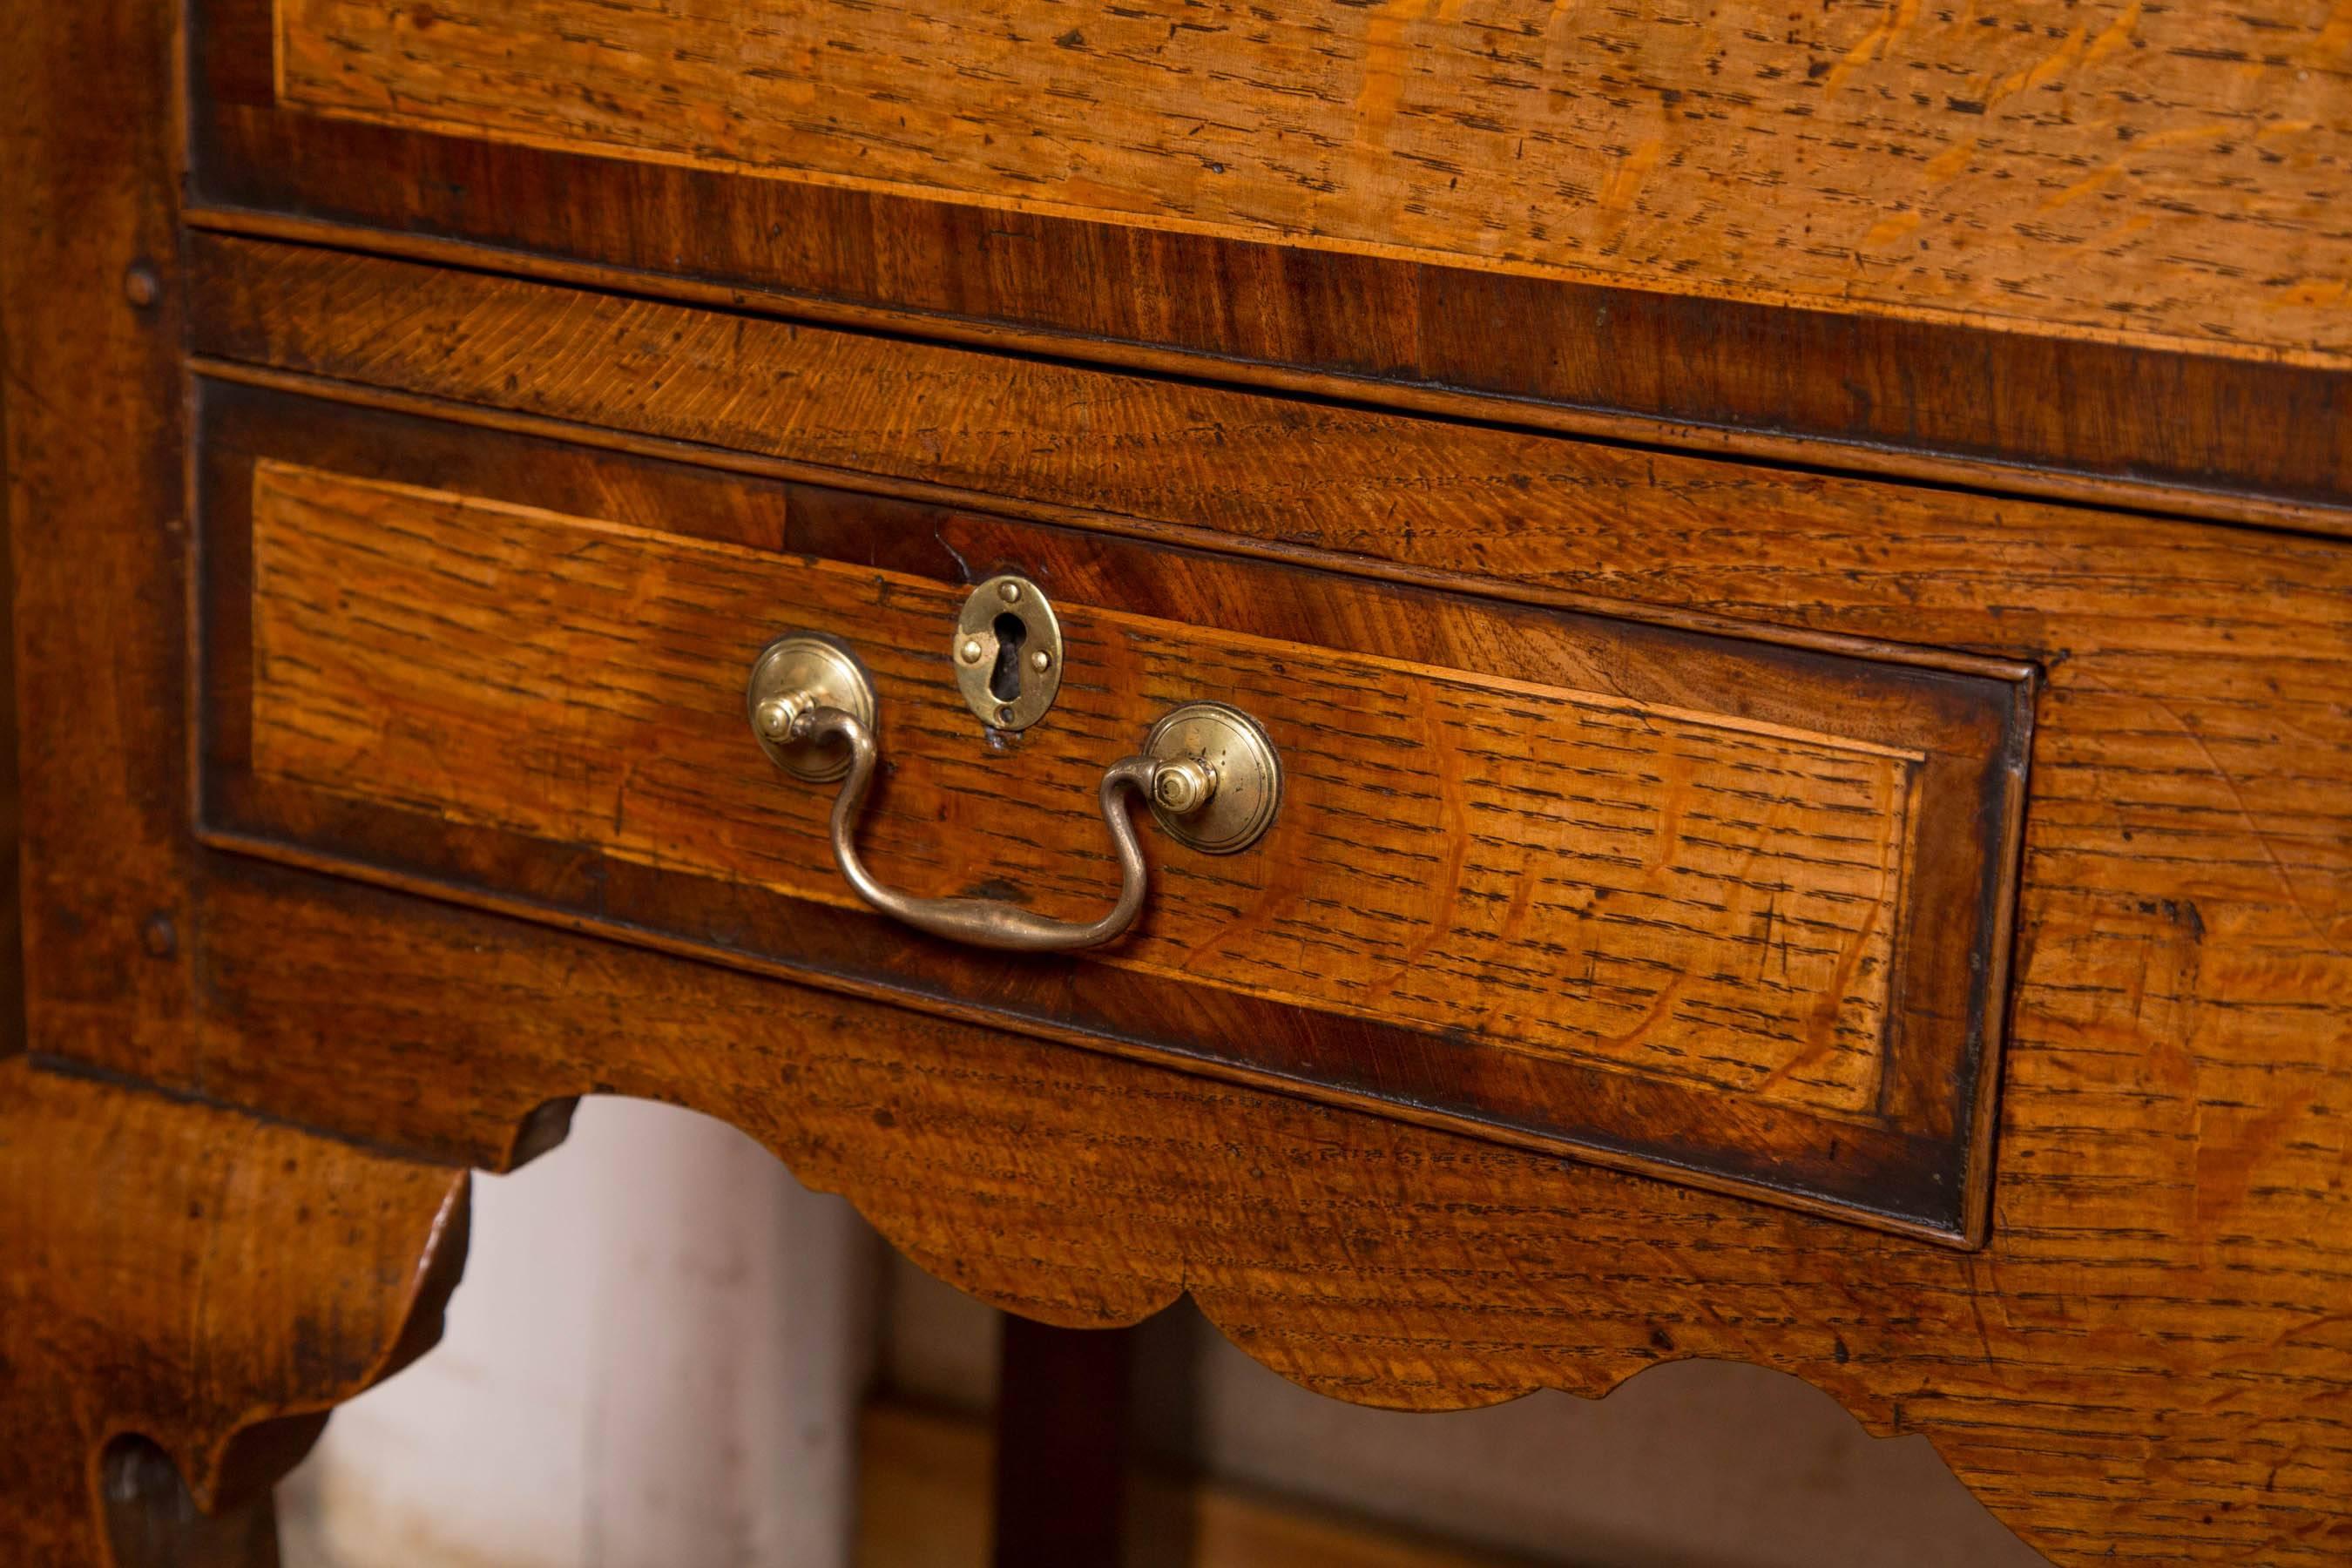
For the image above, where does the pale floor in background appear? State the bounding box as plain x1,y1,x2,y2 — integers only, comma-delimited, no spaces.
855,1402,1533,1568
282,1100,2047,1568
885,1260,2047,1568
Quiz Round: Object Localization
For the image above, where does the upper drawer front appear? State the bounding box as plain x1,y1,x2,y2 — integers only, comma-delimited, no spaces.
199,0,2352,368
195,381,2031,1243
186,4,2352,516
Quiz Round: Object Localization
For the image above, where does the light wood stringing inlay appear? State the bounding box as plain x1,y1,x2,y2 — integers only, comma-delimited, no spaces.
247,460,1923,1119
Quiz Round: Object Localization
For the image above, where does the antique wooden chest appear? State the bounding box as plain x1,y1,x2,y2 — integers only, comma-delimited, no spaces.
4,2,2349,1561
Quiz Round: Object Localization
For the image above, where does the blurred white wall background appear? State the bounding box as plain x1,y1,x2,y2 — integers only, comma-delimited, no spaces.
280,1098,2043,1568
277,1098,877,1568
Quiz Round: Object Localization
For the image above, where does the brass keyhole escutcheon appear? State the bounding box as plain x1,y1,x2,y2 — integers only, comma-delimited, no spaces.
951,574,1062,732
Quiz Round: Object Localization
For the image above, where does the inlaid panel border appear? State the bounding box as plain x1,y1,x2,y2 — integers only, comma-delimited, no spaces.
189,376,2035,1243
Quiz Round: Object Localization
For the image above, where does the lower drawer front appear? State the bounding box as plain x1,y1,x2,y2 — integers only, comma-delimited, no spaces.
196,381,2031,1242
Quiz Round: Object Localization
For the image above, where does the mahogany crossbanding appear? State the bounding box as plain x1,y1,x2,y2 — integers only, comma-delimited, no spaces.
203,396,2031,1242
273,0,2352,366
247,459,1923,1117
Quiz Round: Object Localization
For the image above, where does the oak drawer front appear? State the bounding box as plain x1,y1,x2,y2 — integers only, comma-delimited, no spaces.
196,382,2032,1241
186,10,2352,518
193,0,2352,370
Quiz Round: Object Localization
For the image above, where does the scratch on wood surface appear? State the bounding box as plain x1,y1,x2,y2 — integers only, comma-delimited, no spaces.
2315,0,2352,62
1353,0,1436,147
1596,137,1663,225
1861,209,1920,249
1982,21,2088,112
1821,0,1922,95
2085,1,2143,69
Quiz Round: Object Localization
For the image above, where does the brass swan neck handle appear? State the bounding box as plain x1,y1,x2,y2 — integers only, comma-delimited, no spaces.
808,707,1159,951
747,633,1281,954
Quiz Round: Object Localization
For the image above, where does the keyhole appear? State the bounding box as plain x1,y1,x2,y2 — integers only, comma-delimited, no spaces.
987,613,1027,704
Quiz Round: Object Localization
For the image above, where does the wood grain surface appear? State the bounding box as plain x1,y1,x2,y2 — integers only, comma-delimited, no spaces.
0,346,19,1062
272,0,2352,367
6,3,2348,1555
248,459,1930,1119
167,237,2352,1561
189,37,2352,525
197,395,2029,1239
0,1058,469,1565
191,859,2350,1565
191,233,2347,627
3,0,196,1080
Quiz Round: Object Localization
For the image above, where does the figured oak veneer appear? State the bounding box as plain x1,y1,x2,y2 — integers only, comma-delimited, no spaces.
247,460,1930,1121
153,236,2352,1563
188,17,2352,521
198,394,2030,1240
8,0,2352,1553
271,0,2352,366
